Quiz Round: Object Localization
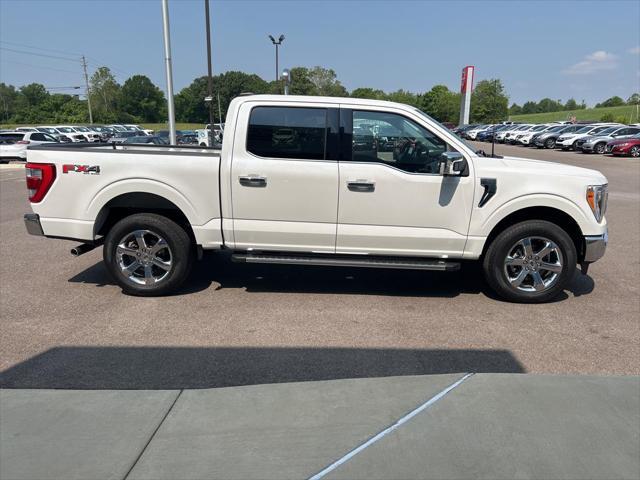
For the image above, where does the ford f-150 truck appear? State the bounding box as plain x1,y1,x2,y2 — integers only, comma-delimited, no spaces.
23,95,608,302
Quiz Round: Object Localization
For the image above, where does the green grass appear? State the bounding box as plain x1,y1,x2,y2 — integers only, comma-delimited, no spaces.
509,105,638,124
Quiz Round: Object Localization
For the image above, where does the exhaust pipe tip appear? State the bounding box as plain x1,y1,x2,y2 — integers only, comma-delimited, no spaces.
70,243,96,257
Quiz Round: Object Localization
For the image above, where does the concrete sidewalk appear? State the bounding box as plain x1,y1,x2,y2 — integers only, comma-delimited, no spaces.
1,374,638,480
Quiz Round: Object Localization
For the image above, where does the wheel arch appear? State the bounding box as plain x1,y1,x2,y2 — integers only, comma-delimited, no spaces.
481,206,586,261
94,192,196,244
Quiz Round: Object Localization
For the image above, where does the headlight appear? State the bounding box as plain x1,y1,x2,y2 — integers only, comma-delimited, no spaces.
586,184,608,222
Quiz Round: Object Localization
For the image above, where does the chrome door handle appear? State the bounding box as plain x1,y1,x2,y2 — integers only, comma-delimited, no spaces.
347,180,375,192
239,175,267,187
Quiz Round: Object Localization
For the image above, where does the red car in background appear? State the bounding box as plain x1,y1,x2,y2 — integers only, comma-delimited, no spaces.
605,135,640,157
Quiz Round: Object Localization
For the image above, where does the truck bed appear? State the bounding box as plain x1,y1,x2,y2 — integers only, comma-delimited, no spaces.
26,142,223,248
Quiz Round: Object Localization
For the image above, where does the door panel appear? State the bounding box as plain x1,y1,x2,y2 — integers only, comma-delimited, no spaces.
336,107,474,257
230,103,339,252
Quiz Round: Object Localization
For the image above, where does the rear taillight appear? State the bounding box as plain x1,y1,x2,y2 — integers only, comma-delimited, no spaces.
25,163,56,203
16,140,30,144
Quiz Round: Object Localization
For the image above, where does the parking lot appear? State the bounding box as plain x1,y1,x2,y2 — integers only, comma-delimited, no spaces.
1,142,638,389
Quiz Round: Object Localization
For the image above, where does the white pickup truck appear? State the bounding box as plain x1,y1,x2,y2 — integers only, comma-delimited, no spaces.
23,95,608,302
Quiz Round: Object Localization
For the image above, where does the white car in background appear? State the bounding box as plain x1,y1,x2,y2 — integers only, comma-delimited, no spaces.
0,131,58,162
515,124,555,146
70,126,102,142
53,126,88,143
556,123,623,150
465,125,491,140
505,124,536,144
15,127,39,133
124,124,154,136
107,124,129,133
498,124,530,143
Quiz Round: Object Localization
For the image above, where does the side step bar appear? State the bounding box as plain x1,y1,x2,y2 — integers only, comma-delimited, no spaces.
231,253,460,271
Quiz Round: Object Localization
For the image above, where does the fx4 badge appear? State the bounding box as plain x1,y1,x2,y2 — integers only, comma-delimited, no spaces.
62,164,101,175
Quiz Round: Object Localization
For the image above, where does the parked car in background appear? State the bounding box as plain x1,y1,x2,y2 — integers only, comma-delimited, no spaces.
88,125,116,142
556,123,623,150
579,126,640,154
464,124,490,140
533,124,584,149
35,126,73,142
124,124,154,135
0,131,58,162
15,127,39,133
516,124,554,146
54,126,88,143
110,131,144,143
107,124,129,133
70,126,102,142
123,135,169,145
476,125,510,142
605,134,640,157
500,124,532,143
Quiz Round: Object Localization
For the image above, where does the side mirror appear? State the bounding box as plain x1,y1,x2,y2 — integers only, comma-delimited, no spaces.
439,151,467,176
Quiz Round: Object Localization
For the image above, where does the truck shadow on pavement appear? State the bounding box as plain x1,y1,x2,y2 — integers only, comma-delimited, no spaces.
0,346,525,390
68,251,595,301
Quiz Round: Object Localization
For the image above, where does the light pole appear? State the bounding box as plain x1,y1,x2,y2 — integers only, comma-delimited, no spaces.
268,34,285,82
161,0,177,145
204,0,215,147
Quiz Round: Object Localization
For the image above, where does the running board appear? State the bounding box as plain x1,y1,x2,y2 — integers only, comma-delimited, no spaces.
231,253,460,271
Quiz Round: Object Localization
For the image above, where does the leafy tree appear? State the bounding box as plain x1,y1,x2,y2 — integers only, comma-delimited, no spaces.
627,93,640,105
470,79,508,123
509,103,522,115
175,71,269,123
596,96,625,108
287,67,318,95
537,98,563,113
120,75,165,122
419,85,459,122
386,89,419,107
521,101,538,114
89,67,121,123
306,66,348,96
0,83,19,122
350,87,386,100
600,113,615,122
564,98,578,110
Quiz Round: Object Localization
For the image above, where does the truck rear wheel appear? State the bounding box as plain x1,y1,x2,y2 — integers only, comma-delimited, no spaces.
103,213,193,296
482,220,576,303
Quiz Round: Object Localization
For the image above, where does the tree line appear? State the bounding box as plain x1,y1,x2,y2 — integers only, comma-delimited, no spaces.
510,93,639,116
5,64,634,126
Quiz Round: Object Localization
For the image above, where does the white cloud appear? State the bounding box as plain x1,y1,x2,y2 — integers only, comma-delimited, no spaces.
563,51,619,75
629,46,640,55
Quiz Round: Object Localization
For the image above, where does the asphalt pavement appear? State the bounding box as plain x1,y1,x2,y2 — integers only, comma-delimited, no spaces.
1,144,638,385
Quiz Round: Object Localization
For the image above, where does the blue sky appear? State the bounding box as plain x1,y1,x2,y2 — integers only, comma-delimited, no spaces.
0,0,638,106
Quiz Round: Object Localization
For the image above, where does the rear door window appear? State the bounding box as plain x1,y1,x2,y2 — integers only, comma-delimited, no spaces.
247,106,328,160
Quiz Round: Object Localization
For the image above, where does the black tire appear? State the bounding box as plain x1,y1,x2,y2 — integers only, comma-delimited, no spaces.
103,213,194,296
594,142,606,154
482,220,576,303
544,138,556,149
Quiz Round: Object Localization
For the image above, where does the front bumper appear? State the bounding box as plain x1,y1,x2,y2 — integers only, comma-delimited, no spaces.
583,230,608,263
24,213,44,236
581,143,596,151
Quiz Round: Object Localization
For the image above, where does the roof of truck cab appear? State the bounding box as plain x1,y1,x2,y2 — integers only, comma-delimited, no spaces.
233,94,420,110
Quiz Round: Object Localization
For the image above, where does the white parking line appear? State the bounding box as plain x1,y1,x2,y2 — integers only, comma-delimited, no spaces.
308,373,474,480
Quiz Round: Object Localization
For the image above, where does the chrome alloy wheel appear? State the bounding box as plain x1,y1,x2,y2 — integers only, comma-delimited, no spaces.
503,236,563,292
116,230,172,285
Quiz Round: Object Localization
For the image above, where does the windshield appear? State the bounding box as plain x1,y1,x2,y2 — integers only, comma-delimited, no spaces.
56,127,75,133
37,127,57,134
548,125,565,132
532,125,547,131
597,127,617,136
576,126,593,134
411,108,476,152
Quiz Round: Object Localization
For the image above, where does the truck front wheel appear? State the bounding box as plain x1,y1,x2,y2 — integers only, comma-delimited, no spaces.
482,220,576,303
103,213,194,296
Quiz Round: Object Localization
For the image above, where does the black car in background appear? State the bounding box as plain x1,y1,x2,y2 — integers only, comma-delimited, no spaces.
123,136,169,145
